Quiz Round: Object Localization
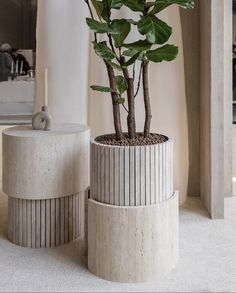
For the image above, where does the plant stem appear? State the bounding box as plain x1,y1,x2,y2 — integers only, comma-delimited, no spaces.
120,57,136,139
108,34,116,54
120,56,129,79
84,0,97,43
105,62,123,140
134,62,144,98
133,62,136,80
127,78,136,139
143,60,152,137
122,104,129,113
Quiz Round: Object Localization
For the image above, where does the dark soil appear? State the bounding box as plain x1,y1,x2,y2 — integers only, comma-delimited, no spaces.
95,133,168,146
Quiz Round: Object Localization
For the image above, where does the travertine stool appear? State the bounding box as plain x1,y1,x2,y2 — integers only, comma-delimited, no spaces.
2,124,90,248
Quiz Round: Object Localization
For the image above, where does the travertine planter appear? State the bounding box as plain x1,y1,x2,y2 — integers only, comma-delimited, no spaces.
88,136,179,283
90,138,173,205
88,192,179,283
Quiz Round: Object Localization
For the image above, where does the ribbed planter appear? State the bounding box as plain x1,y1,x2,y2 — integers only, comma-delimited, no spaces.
88,135,178,283
90,137,173,205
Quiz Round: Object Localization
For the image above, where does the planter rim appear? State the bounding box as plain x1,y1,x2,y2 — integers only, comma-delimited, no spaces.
88,192,177,209
91,133,172,148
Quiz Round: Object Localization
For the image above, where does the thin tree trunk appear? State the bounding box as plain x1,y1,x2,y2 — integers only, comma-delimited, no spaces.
143,60,152,137
120,57,136,139
127,78,136,139
106,62,123,140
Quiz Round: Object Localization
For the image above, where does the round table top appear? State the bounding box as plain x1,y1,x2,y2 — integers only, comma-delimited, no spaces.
2,123,90,199
3,123,89,138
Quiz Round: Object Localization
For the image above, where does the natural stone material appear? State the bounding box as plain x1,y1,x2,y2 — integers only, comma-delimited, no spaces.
88,192,179,283
200,0,231,218
2,124,90,248
32,106,52,131
90,138,173,206
8,192,85,248
2,124,90,200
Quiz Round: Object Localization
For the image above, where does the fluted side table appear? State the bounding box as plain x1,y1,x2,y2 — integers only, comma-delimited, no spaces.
2,124,90,248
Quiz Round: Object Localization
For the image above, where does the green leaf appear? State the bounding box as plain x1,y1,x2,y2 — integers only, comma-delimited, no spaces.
111,19,131,47
121,0,144,12
146,44,178,62
151,0,194,14
124,40,152,52
117,97,126,104
91,0,104,17
115,75,128,94
86,18,112,34
122,52,140,67
107,61,122,71
123,49,144,61
101,0,111,22
91,85,114,92
111,0,123,9
94,42,116,60
123,49,138,57
138,15,172,44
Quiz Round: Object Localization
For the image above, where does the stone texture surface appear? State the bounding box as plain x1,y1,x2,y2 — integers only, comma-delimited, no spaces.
2,124,90,248
90,139,173,206
199,0,232,218
8,192,85,248
88,193,179,283
2,124,90,200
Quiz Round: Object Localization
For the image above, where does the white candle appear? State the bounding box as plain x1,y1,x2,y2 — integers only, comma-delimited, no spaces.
11,61,14,74
20,61,23,74
16,60,19,74
44,68,48,107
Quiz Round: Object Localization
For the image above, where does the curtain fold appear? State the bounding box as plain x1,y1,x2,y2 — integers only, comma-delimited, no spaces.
35,0,89,124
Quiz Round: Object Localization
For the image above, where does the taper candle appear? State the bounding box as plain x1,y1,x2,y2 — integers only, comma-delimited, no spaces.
20,61,23,74
11,61,14,74
44,68,48,106
16,60,19,75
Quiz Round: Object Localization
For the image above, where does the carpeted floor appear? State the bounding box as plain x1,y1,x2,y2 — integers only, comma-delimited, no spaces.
0,190,236,293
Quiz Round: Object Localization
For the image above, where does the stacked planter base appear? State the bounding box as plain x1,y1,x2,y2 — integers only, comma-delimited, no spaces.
88,138,179,283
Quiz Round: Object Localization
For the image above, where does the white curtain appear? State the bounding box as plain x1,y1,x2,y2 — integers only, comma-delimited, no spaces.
36,1,189,205
35,0,89,124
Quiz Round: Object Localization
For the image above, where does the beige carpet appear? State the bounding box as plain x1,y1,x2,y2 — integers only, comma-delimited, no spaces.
0,127,236,292
0,190,236,292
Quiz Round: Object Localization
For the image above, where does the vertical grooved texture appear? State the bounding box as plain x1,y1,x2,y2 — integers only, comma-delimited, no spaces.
91,139,173,206
8,192,85,248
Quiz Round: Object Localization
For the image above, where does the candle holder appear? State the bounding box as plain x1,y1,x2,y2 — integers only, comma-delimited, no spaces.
32,106,52,131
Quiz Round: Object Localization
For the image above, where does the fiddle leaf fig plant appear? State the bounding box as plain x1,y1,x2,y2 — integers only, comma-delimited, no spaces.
85,0,194,141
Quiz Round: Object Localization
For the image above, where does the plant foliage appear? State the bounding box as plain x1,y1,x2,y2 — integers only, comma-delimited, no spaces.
85,0,194,141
